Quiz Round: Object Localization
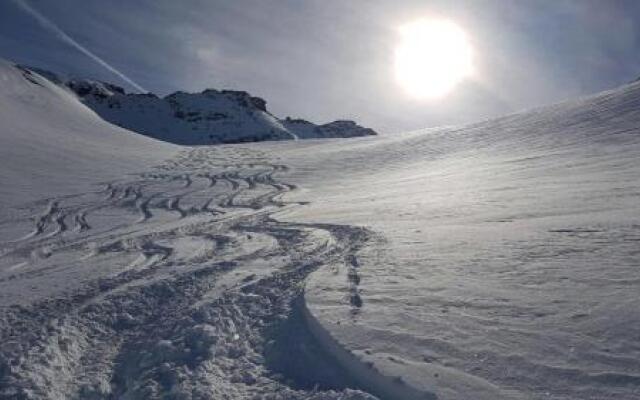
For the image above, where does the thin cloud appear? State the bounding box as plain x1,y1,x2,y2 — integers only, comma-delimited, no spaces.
11,0,146,92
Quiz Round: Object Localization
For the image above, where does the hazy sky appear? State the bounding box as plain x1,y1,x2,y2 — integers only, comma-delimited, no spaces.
2,0,640,133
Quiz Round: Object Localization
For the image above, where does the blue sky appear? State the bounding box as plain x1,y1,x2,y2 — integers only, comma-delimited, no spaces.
2,0,640,133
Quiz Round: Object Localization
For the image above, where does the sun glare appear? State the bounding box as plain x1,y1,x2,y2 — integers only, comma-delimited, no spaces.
395,19,473,99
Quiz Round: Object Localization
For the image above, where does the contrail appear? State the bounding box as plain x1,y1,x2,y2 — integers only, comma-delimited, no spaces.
12,0,147,92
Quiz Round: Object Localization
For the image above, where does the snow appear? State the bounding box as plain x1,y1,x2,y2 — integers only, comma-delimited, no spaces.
0,60,177,208
269,81,640,400
1,57,640,400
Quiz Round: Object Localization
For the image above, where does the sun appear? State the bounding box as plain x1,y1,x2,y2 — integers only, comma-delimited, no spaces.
395,19,474,99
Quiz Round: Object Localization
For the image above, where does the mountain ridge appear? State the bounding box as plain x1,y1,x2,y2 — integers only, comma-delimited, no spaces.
20,65,377,145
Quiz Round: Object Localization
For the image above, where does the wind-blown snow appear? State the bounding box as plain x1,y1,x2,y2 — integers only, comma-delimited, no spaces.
269,80,640,400
1,57,640,400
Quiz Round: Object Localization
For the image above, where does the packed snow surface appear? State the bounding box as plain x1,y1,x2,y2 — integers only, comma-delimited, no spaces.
1,58,640,400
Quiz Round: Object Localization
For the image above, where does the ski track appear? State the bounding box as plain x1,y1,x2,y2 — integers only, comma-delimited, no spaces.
0,148,381,400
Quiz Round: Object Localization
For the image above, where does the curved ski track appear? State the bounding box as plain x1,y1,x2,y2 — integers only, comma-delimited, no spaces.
0,148,376,400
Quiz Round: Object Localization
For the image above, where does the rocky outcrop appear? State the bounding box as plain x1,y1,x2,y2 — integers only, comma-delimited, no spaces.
282,117,376,140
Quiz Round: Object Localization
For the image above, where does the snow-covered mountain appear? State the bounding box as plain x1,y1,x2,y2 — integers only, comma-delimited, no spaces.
1,55,640,400
281,117,377,140
26,66,377,145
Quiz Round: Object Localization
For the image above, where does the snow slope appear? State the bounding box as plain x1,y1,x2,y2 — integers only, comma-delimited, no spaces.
1,55,640,400
0,60,376,400
270,81,640,399
0,60,177,207
29,67,377,145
